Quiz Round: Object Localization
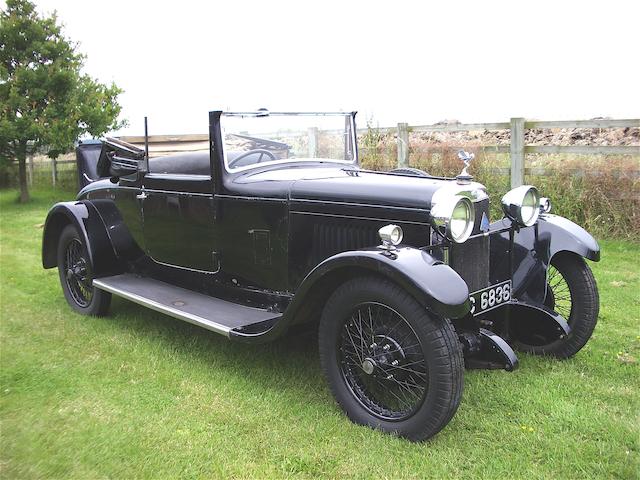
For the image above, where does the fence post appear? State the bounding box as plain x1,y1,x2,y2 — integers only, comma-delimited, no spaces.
51,157,58,187
510,117,525,188
27,154,34,187
307,127,318,158
397,122,409,168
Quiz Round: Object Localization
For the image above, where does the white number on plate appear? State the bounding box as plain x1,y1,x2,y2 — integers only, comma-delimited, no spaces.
480,283,510,311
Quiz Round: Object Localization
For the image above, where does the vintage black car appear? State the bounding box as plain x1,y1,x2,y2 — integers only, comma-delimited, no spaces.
42,111,600,441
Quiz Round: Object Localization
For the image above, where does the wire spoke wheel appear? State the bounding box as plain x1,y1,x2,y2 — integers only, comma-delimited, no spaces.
546,264,572,320
338,302,428,421
63,238,93,307
319,276,463,440
516,253,599,358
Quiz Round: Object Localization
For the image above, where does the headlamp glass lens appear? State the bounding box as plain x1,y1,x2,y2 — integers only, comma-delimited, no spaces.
450,200,471,241
521,189,539,225
390,226,403,244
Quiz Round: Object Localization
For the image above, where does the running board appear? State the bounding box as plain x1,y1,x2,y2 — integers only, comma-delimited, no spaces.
93,273,281,337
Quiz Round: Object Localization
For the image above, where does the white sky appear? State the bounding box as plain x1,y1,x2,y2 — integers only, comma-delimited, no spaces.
15,0,640,135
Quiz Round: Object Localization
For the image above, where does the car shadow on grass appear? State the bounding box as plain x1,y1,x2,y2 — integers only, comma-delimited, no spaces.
101,296,329,400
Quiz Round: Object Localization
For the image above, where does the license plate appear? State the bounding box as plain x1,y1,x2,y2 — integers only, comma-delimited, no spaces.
469,280,511,316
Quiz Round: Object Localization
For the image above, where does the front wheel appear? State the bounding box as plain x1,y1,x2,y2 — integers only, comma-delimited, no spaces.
57,224,111,316
318,276,463,441
515,252,599,358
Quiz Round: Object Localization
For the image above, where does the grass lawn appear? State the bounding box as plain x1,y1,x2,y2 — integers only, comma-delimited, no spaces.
1,187,638,479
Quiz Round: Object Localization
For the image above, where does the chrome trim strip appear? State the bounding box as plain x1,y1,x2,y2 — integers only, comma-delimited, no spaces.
145,173,211,180
143,188,212,197
147,255,220,274
93,279,231,337
290,210,430,226
215,194,287,203
291,197,430,214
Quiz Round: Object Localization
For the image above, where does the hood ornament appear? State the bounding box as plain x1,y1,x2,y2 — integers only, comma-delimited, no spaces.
456,150,474,185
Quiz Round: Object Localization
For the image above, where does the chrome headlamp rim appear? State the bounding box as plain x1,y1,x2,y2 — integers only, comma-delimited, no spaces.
378,224,404,249
539,197,552,213
501,185,540,227
431,194,475,243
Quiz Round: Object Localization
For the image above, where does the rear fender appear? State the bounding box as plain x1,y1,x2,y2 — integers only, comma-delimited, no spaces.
42,201,118,275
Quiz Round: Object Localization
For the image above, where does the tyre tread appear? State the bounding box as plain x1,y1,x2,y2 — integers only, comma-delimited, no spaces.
318,275,463,441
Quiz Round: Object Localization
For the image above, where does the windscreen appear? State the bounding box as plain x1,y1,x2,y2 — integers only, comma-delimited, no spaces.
221,113,356,171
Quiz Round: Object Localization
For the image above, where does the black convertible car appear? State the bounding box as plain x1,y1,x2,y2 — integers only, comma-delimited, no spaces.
42,111,600,441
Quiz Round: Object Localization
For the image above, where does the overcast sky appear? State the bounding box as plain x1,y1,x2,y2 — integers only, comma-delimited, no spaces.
14,0,640,135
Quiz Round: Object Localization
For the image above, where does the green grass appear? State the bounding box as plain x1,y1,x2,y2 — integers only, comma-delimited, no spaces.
1,187,639,479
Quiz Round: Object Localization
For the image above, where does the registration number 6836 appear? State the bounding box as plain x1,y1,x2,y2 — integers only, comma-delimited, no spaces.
469,280,511,316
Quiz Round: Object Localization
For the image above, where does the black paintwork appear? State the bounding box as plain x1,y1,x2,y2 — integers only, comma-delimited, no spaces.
43,111,601,368
75,140,104,188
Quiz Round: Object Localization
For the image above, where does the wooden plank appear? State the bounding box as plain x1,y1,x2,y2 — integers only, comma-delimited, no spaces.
119,134,209,144
484,167,640,178
356,126,395,135
411,122,510,132
526,119,640,129
397,123,409,168
412,145,639,155
51,158,57,187
27,154,33,187
525,145,640,155
510,118,525,188
481,145,510,153
308,127,318,158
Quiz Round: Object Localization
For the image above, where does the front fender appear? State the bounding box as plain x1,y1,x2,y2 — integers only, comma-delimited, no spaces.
42,201,118,276
489,214,600,304
231,246,471,343
294,247,471,320
538,214,600,262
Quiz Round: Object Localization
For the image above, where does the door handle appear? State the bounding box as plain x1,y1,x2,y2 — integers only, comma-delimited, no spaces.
136,192,147,200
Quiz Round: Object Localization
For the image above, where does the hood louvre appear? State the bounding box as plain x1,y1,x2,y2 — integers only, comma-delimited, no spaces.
311,222,379,264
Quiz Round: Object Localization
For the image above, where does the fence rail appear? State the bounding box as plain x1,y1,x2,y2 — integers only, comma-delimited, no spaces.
118,117,639,189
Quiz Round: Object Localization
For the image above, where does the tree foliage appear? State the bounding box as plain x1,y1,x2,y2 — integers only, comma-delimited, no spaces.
0,0,126,201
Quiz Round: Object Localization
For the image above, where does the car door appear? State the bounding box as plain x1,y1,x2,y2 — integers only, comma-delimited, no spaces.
141,173,217,272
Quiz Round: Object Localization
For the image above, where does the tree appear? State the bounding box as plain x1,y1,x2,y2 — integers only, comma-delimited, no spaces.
0,0,125,202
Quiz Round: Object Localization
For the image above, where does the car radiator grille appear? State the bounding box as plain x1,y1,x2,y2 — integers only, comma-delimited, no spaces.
450,199,490,293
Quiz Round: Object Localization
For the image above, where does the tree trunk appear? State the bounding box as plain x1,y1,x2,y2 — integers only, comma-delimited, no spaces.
17,141,30,203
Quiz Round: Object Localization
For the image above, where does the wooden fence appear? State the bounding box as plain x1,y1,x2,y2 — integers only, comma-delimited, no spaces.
119,117,639,188
380,118,640,188
20,117,638,189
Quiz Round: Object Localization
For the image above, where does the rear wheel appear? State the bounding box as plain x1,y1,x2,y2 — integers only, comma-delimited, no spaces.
318,276,463,441
516,252,599,358
57,224,111,316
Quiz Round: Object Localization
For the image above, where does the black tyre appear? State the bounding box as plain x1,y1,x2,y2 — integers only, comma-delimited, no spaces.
517,252,599,358
57,224,111,316
318,276,464,441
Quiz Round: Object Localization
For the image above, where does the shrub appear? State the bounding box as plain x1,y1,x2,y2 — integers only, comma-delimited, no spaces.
359,131,639,240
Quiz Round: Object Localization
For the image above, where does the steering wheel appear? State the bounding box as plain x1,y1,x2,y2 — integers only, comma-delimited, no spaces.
228,149,277,168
